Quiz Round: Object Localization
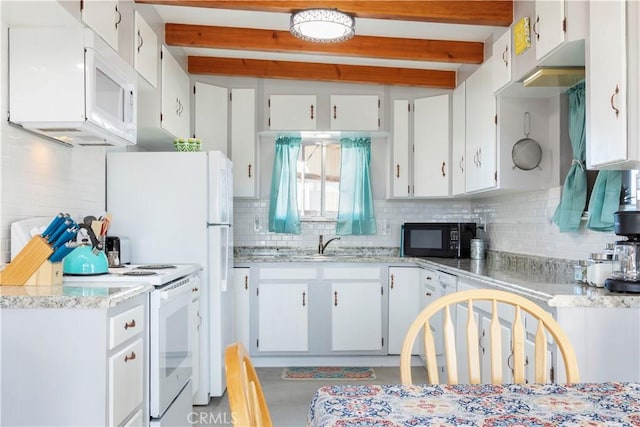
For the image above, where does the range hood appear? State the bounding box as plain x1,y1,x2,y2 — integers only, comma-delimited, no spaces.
522,67,585,88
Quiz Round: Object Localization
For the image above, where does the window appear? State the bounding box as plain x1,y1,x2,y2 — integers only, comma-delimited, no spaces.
297,140,341,218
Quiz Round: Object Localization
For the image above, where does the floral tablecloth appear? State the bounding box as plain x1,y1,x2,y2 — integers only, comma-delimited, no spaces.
307,382,640,426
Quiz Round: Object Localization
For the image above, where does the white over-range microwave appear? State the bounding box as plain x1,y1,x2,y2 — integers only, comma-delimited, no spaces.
8,27,137,147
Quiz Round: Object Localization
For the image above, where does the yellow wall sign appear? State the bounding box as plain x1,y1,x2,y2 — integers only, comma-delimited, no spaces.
514,17,531,56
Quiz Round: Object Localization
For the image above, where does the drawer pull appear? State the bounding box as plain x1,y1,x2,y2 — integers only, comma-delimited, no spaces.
124,351,136,362
124,319,136,330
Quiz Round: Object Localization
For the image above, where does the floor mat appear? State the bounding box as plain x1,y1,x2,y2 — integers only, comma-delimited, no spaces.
282,367,376,380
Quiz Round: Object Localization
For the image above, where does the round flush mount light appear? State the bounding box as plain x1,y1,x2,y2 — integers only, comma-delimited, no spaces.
290,9,355,43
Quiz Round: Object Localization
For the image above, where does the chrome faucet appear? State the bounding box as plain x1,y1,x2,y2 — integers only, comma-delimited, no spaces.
318,234,341,254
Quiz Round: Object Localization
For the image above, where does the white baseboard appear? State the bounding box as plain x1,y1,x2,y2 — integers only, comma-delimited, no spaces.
252,355,423,368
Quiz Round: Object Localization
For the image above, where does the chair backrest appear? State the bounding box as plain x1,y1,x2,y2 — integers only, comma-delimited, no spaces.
400,289,579,385
224,342,273,427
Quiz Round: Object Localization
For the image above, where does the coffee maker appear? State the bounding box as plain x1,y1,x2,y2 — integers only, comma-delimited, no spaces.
605,211,640,292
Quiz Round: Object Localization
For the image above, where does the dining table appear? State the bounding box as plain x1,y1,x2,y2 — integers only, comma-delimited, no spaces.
307,382,640,426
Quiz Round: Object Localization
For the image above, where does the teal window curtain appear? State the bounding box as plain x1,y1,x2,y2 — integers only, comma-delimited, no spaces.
553,81,587,232
336,137,377,235
586,171,622,231
268,136,301,234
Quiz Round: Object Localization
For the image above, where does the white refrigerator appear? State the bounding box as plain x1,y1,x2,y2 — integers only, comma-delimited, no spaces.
106,151,234,403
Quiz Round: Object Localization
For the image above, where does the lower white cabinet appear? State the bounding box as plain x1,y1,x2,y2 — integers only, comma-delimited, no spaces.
0,294,148,427
388,266,422,354
251,264,386,355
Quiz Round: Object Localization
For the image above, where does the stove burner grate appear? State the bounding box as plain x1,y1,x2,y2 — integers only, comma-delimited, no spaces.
122,270,158,276
136,264,177,270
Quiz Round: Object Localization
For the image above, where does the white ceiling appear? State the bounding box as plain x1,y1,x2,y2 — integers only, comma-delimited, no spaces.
151,4,508,72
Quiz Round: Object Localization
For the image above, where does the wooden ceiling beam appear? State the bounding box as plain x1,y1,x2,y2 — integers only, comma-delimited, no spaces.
166,24,483,64
136,0,513,27
188,57,456,88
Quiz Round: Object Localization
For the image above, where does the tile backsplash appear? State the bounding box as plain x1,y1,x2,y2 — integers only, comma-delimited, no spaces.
234,186,617,261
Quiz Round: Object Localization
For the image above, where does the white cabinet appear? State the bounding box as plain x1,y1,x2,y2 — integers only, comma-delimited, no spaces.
451,83,466,196
189,278,202,402
390,95,450,198
82,0,121,51
1,295,148,427
268,95,317,130
231,88,257,198
258,282,309,352
465,61,497,193
391,99,410,197
134,10,158,87
161,46,190,139
414,94,450,197
194,82,229,154
586,1,639,170
252,264,385,355
388,266,422,354
533,0,566,61
492,29,512,93
233,267,251,351
331,281,383,351
330,95,380,130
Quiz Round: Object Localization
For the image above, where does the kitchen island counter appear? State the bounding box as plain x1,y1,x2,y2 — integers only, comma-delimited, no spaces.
234,251,640,309
0,282,152,309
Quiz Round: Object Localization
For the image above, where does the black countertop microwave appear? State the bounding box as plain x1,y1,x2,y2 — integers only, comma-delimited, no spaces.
401,222,476,258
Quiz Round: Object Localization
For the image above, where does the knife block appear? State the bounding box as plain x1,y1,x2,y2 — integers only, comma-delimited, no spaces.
24,261,63,286
0,236,54,286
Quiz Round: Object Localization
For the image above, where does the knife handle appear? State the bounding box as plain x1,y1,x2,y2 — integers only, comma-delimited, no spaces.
48,220,73,245
49,244,75,263
42,214,65,239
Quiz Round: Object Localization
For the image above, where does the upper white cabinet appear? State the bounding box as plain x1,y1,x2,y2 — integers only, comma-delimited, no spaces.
533,0,566,61
231,88,257,198
268,95,317,130
161,46,190,139
451,83,466,196
465,61,497,193
492,29,512,94
586,1,639,170
414,94,450,198
391,100,410,197
194,82,229,154
330,95,380,130
134,10,158,87
82,0,121,51
533,0,587,62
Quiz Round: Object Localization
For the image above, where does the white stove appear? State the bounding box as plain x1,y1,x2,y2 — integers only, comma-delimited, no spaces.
63,263,201,287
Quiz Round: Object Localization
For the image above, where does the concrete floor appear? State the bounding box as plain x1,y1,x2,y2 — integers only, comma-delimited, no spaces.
192,366,426,426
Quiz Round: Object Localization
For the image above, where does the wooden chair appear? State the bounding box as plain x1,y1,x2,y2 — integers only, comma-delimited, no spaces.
400,289,580,385
224,342,273,427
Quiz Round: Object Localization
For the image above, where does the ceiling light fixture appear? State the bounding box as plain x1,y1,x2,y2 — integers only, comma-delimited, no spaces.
290,8,355,43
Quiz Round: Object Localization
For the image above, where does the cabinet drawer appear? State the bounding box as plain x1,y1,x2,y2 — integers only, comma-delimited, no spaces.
324,266,380,280
259,267,318,280
110,339,144,427
110,305,145,349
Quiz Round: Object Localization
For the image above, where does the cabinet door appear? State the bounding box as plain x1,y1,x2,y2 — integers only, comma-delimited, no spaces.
110,338,144,427
231,88,257,198
388,267,421,354
268,95,317,130
82,0,120,51
480,314,513,384
451,83,466,196
492,30,512,93
195,82,229,154
161,46,190,138
465,62,496,193
134,11,158,87
586,1,627,169
391,99,410,198
233,267,251,351
258,282,308,352
414,94,450,197
330,95,379,130
331,281,382,351
455,303,480,384
534,0,565,60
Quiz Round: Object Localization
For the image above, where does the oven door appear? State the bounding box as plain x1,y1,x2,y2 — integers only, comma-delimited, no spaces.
150,276,193,418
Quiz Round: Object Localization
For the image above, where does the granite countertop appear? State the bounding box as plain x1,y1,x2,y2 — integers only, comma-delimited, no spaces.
234,248,640,309
0,282,153,309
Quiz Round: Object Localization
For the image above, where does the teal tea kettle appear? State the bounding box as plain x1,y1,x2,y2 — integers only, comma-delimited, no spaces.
63,224,109,275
